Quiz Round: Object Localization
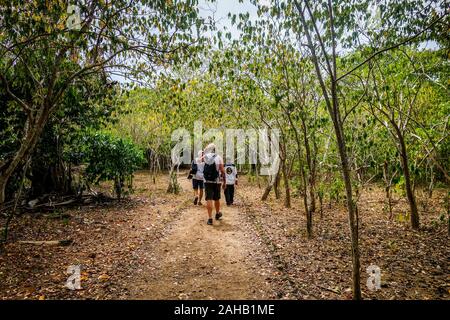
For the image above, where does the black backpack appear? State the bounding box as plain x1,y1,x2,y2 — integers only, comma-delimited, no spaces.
190,160,198,175
203,155,219,182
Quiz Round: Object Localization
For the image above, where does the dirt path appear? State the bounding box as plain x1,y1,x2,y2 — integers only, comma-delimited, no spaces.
130,178,276,299
2,171,446,300
0,172,281,300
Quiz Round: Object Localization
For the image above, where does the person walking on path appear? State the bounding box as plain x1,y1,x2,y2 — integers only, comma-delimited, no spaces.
192,150,205,205
224,158,238,206
203,143,225,225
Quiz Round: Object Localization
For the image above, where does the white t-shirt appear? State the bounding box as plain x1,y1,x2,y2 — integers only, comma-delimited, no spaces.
224,164,237,185
204,153,223,183
193,158,205,180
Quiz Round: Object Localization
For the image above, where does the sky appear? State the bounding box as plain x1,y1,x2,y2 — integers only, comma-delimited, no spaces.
112,0,439,83
198,0,262,40
112,0,259,83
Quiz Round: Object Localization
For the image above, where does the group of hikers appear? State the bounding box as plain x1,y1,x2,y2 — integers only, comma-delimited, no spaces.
188,143,238,225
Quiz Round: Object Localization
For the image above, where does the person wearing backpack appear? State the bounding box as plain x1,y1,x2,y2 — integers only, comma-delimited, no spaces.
203,143,225,225
224,157,238,206
192,150,205,205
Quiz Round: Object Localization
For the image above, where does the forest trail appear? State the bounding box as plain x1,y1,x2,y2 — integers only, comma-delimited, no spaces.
130,178,276,299
1,172,447,300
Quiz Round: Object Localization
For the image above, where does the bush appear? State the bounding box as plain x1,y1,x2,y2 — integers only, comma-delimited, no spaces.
71,132,144,199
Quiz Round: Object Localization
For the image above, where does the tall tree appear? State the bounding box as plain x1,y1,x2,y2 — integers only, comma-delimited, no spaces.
288,0,446,298
0,0,212,204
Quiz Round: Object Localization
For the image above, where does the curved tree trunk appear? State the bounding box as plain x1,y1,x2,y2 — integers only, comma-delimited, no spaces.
262,164,282,201
261,184,273,201
0,107,51,204
274,171,281,199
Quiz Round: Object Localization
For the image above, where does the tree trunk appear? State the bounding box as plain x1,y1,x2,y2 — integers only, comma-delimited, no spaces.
0,177,6,204
261,169,279,201
386,185,393,219
274,171,281,199
396,130,420,229
29,160,70,197
256,163,261,189
299,153,312,238
319,191,323,219
261,183,273,201
302,175,312,238
301,118,316,216
293,0,361,300
0,108,50,204
330,85,361,300
333,118,361,300
330,0,360,297
289,111,315,238
383,161,393,219
306,199,313,238
447,192,449,236
114,177,123,200
281,159,291,208
167,165,180,194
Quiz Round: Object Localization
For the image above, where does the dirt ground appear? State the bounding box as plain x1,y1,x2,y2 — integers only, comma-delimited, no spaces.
129,197,276,299
239,177,449,300
0,171,448,300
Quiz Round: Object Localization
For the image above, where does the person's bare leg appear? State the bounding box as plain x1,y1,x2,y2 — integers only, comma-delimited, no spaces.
214,200,220,214
193,187,199,205
199,189,203,203
206,200,213,219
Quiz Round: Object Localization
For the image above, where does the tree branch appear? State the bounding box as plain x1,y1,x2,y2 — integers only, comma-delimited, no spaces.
0,73,33,116
336,13,447,82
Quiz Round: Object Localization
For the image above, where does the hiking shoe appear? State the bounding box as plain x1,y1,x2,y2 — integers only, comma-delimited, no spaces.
194,196,198,205
215,212,223,220
207,218,213,225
